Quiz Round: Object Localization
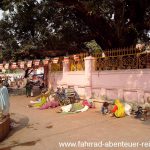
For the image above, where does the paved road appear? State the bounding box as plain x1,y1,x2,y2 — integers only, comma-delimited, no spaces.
0,95,150,150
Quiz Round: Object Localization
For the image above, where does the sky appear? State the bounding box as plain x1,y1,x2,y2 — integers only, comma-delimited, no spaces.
0,10,3,20
0,0,42,20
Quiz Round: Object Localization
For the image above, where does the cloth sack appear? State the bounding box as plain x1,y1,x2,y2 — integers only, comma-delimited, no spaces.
124,103,132,116
61,104,72,112
82,100,92,108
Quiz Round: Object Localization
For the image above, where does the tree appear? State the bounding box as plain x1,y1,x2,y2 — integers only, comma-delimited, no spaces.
0,0,149,60
84,40,102,54
58,0,150,48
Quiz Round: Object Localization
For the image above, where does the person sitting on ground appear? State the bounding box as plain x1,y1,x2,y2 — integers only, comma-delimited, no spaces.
135,106,143,118
101,102,110,114
111,99,125,118
28,89,50,108
139,97,150,121
39,94,60,110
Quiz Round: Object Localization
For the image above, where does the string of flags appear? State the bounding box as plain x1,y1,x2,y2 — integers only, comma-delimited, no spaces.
0,58,50,70
0,54,82,70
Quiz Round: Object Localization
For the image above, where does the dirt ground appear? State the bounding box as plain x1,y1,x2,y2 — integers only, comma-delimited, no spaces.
0,95,150,150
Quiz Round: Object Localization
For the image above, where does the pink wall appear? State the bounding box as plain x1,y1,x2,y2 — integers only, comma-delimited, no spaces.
48,57,150,103
48,72,63,90
92,70,150,90
92,69,150,103
48,71,86,96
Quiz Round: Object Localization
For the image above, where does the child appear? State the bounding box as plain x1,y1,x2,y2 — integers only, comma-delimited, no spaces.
101,102,109,114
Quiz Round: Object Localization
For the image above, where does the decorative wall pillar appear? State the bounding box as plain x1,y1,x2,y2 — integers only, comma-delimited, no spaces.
62,57,70,87
44,65,48,88
84,56,95,98
137,90,144,103
118,89,124,100
43,58,50,88
100,88,107,99
63,57,70,73
48,62,52,89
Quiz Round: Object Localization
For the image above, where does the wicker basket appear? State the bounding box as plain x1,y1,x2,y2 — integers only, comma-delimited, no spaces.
0,116,10,142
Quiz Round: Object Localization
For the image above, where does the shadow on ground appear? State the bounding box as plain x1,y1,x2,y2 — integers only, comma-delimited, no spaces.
142,120,150,126
6,113,29,140
0,113,42,150
0,139,41,150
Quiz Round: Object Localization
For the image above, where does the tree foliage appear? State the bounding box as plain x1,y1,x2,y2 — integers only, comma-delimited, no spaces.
85,40,102,54
0,0,149,60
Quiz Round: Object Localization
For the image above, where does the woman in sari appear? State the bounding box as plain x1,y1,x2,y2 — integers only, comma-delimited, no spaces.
28,89,50,108
0,79,9,117
111,99,125,118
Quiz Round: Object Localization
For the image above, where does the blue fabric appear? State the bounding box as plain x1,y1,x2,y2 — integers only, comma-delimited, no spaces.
0,86,9,115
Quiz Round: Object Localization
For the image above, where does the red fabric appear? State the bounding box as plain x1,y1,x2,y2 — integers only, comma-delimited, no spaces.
111,105,118,113
39,101,59,110
82,100,92,108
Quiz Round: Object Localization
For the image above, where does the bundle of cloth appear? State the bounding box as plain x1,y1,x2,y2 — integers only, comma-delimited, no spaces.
60,99,94,114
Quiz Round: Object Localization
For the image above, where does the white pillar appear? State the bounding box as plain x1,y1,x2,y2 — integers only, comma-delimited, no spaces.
137,90,144,103
84,56,95,98
63,58,70,73
48,62,52,89
62,57,70,88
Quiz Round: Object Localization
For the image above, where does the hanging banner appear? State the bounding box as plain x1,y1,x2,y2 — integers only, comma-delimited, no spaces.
4,63,9,70
27,60,32,68
63,56,69,63
73,55,79,61
34,60,40,66
102,52,106,58
43,58,49,66
11,62,17,69
19,61,25,69
52,57,59,64
0,64,3,70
